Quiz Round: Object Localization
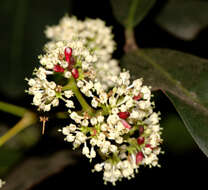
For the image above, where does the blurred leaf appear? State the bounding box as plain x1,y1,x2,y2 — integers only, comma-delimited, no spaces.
155,0,208,40
0,0,29,97
110,0,156,28
0,0,71,98
8,125,40,149
0,122,40,175
161,112,196,153
0,148,22,176
121,48,208,156
4,150,78,190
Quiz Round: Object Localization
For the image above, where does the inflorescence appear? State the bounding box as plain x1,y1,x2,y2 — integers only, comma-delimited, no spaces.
26,15,163,185
45,15,120,90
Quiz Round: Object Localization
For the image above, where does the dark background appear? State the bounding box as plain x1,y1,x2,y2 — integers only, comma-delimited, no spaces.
0,0,207,189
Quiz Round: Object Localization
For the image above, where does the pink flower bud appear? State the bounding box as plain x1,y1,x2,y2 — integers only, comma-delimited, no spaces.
121,119,131,129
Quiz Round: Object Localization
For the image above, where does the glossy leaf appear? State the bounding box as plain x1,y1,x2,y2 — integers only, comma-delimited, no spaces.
121,48,208,156
110,0,156,28
156,0,208,40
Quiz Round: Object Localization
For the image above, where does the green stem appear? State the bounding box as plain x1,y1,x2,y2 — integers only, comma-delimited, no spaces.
63,78,95,116
0,101,28,117
0,111,37,146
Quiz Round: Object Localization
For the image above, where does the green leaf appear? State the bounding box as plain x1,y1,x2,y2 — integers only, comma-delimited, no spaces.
155,0,208,40
161,111,197,153
153,91,197,153
121,48,208,156
110,0,156,28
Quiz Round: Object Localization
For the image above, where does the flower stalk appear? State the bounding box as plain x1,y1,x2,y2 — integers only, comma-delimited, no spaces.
63,77,95,116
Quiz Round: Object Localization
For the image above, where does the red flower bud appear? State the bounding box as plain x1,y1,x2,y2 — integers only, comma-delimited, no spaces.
139,125,144,134
137,136,144,145
53,65,64,73
118,111,130,119
70,56,75,65
71,68,79,79
136,152,144,164
68,57,75,71
145,144,153,149
133,93,143,101
64,47,72,63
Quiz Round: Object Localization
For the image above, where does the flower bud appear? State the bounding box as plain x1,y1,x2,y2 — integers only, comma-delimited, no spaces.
136,152,144,164
71,68,79,79
53,64,64,72
64,47,72,63
118,111,130,119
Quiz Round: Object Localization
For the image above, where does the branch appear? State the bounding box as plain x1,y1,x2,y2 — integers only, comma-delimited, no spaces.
0,101,28,117
0,111,37,146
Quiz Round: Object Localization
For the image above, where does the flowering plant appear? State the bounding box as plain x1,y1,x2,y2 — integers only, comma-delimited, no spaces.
26,16,163,184
0,0,208,189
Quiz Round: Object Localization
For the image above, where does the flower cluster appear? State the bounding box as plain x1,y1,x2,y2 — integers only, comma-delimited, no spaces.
59,70,162,184
26,40,97,111
27,17,163,185
45,15,120,90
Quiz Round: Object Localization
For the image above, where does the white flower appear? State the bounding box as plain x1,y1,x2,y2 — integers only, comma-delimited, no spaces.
64,90,73,98
0,179,5,188
104,162,112,171
70,112,83,123
97,115,104,123
91,98,98,108
141,86,151,100
99,92,108,104
94,163,103,172
107,114,119,125
144,147,152,155
90,147,96,158
100,123,107,131
109,144,117,153
69,124,77,132
66,100,74,108
66,134,75,142
90,117,97,125
81,119,89,127
82,145,90,156
62,126,71,135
